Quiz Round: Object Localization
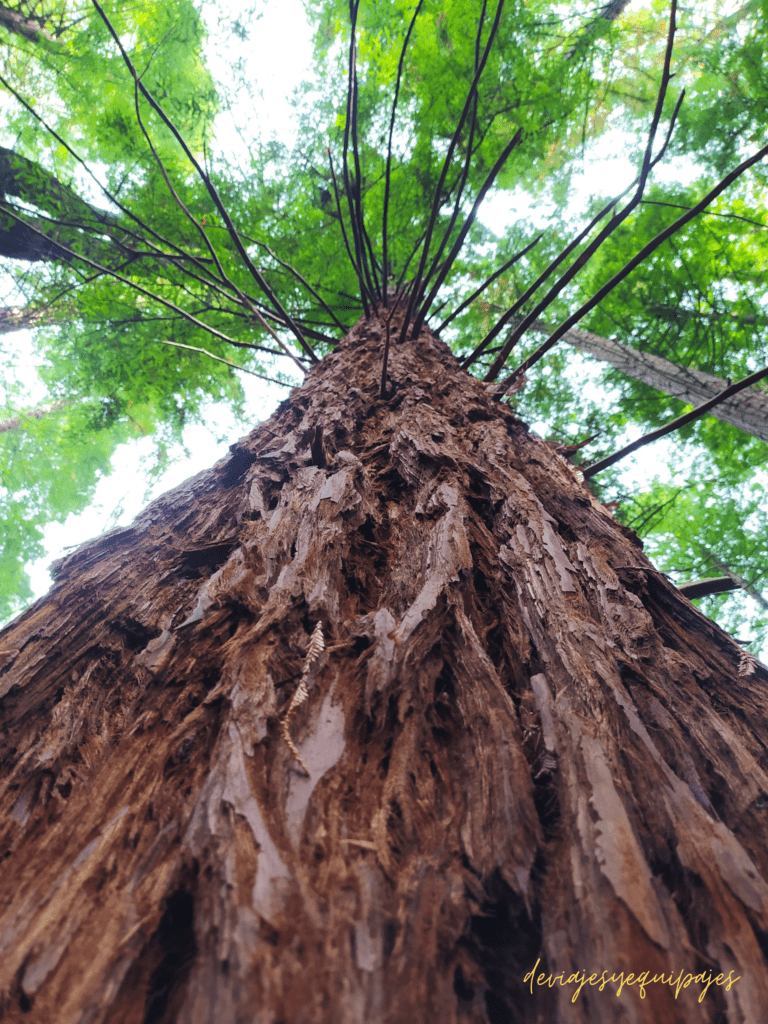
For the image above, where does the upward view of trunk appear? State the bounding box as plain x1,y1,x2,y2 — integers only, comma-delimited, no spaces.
535,320,768,442
1,312,767,1024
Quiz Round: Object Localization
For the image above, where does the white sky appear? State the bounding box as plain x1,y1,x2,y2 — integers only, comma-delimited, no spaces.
4,0,762,650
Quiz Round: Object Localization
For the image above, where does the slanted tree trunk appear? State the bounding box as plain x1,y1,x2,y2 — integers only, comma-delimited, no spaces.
0,304,67,335
530,319,768,442
0,3,59,45
1,311,767,1024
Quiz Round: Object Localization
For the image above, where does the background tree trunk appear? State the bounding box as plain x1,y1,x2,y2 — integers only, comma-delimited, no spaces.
0,312,767,1023
531,319,768,442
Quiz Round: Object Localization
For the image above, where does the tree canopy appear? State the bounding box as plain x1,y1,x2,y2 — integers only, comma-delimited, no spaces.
0,0,766,650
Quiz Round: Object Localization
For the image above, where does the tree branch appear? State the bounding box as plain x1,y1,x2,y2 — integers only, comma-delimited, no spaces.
90,0,317,365
400,0,506,345
382,0,424,305
159,341,293,387
582,363,768,478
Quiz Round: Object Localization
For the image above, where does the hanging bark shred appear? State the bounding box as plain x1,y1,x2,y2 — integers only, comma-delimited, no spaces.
281,621,325,775
0,310,767,1023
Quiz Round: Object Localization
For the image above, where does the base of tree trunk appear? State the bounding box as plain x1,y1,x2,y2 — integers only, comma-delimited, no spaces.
1,312,767,1023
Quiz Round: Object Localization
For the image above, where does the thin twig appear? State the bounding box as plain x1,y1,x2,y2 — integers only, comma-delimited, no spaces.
437,235,542,332
382,0,424,305
582,363,768,478
130,73,232,293
394,228,428,294
700,549,768,612
160,341,294,386
640,199,767,230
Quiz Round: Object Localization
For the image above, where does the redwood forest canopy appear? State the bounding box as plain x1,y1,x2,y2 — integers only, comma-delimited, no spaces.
0,0,766,649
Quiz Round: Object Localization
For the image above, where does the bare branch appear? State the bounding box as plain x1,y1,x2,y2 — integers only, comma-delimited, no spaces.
90,0,317,365
582,363,768,479
437,235,542,333
416,128,523,327
328,147,370,318
382,0,424,306
243,237,346,333
700,548,768,611
461,185,637,370
0,202,305,369
159,341,293,387
501,133,768,392
418,0,487,301
399,0,507,346
341,0,376,308
478,1,681,381
0,72,231,291
678,577,737,600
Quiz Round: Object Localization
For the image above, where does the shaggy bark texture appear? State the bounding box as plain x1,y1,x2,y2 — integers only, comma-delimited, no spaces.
1,312,767,1024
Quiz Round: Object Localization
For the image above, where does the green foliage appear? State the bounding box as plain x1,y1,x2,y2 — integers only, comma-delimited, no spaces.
0,395,149,619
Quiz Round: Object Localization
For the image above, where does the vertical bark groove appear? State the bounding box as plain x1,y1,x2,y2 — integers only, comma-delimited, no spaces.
0,313,766,1022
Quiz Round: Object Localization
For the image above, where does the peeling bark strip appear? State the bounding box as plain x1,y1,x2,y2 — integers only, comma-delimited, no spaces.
0,314,767,1023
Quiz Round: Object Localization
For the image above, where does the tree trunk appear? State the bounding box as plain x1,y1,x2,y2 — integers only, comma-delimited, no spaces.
540,320,768,442
0,399,68,433
1,311,767,1024
0,148,138,265
0,4,58,45
0,304,67,335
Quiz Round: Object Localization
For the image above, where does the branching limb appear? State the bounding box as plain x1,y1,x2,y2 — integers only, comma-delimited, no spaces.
90,0,317,365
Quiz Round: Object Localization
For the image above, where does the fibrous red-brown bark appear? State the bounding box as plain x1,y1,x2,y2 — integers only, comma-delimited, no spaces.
0,312,767,1023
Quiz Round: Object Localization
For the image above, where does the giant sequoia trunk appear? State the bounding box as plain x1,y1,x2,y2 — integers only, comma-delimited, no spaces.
1,312,767,1024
